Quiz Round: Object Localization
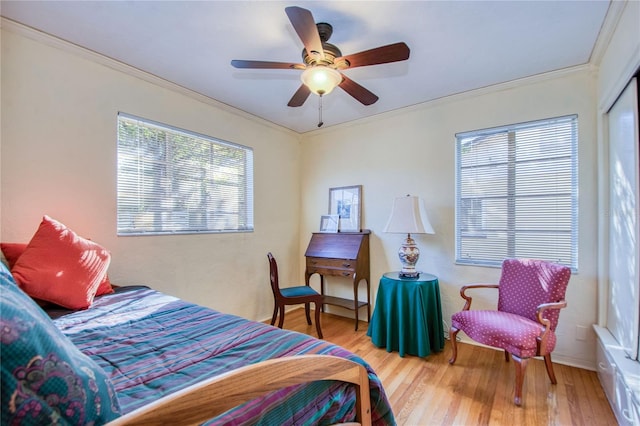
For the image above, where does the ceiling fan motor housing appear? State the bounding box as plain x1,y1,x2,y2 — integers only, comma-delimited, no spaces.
302,42,343,67
301,22,346,67
316,22,333,42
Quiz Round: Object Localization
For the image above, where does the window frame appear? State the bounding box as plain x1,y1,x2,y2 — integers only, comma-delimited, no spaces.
454,115,578,270
116,113,254,236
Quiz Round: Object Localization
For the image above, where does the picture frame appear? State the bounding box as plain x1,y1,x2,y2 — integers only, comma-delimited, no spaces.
328,185,362,232
319,215,339,233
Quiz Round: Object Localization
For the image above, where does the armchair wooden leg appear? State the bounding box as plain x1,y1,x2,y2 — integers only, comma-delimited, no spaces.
544,354,558,384
314,301,323,339
512,355,528,406
304,302,312,325
449,327,460,364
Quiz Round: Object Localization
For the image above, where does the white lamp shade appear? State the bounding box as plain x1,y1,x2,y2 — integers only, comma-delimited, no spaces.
301,66,342,95
383,195,434,234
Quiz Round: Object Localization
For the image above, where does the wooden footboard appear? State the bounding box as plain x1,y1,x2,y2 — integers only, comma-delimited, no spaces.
107,354,372,426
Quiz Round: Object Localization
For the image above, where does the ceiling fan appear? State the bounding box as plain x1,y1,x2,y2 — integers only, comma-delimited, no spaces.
231,6,410,110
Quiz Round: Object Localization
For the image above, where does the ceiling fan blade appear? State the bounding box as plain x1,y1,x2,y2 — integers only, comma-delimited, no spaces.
339,75,379,106
285,6,324,60
231,60,304,70
288,84,311,107
336,42,410,69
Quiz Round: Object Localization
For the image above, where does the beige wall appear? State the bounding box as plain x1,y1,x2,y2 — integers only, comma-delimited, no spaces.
298,1,640,371
2,1,638,371
0,27,302,321
300,68,599,369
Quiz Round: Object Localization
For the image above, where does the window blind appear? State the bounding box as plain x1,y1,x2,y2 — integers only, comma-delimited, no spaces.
117,113,254,236
455,115,578,270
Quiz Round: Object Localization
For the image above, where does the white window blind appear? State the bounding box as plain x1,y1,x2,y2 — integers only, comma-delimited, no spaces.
117,113,254,236
455,115,578,270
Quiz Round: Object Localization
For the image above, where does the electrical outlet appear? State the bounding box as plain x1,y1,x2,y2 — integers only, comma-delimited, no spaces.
576,325,588,341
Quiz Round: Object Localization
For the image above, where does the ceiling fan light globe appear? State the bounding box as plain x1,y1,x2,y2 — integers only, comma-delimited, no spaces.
301,66,342,95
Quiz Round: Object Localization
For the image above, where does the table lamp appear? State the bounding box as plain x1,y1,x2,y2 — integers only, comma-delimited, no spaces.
383,195,434,278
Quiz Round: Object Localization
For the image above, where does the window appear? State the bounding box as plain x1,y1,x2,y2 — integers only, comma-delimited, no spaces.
117,113,253,236
455,115,578,270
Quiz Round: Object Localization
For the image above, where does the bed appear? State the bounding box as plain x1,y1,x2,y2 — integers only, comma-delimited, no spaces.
1,265,395,425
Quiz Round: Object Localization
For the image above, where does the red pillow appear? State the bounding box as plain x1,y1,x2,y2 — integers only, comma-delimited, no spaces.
96,274,115,296
11,216,112,310
1,242,27,269
1,242,114,296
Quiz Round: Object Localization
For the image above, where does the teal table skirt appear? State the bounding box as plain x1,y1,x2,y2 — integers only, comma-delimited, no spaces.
367,272,445,357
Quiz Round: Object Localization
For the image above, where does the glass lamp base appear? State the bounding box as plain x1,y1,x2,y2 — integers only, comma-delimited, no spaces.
399,271,420,278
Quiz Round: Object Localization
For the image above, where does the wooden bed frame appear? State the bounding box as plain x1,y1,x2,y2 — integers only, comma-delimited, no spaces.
107,354,372,426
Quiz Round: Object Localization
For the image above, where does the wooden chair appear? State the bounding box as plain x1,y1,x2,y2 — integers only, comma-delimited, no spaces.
107,354,372,425
449,258,571,406
268,252,323,338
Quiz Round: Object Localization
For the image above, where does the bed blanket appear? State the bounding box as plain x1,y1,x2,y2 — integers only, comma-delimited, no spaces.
51,287,395,425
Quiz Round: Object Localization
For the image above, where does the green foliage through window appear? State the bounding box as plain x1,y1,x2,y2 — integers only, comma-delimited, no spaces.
117,113,254,235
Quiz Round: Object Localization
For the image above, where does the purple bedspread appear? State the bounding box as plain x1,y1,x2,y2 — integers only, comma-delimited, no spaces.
50,287,395,425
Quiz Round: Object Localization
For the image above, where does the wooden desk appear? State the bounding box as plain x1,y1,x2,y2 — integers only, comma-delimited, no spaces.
304,230,370,330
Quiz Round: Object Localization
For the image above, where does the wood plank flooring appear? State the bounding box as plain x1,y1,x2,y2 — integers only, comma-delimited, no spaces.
276,309,617,425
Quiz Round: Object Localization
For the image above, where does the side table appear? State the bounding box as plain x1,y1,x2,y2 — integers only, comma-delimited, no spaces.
367,271,445,357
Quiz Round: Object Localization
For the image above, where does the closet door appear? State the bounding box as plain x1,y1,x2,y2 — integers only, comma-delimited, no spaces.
607,77,640,359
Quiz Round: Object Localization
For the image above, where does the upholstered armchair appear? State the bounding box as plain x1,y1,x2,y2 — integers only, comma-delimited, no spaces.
449,258,571,406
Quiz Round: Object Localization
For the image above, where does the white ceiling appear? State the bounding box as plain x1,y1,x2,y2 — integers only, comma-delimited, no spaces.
1,1,611,134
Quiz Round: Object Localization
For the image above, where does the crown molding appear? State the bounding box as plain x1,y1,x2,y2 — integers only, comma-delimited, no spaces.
590,0,628,67
303,63,593,136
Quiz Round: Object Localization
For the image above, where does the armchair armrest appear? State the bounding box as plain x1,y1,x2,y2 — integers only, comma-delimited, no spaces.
459,284,499,311
535,300,567,355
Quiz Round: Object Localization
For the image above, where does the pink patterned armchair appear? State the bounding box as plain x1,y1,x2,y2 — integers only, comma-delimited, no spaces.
449,258,571,406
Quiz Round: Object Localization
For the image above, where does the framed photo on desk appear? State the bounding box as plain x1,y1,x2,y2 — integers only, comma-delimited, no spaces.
319,215,339,233
329,185,362,232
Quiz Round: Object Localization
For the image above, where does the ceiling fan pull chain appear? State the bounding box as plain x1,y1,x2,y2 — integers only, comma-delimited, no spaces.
318,94,324,127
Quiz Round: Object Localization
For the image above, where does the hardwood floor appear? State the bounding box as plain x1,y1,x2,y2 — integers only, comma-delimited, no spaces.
276,309,617,425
